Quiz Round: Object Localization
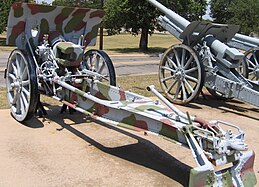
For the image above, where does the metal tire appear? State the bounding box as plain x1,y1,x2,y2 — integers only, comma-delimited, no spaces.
6,49,38,122
82,49,116,86
159,44,204,105
243,47,259,82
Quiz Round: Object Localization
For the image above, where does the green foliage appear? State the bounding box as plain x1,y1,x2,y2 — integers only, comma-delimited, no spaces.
103,0,158,35
228,0,259,34
0,0,16,34
210,0,259,35
165,0,207,21
52,0,102,8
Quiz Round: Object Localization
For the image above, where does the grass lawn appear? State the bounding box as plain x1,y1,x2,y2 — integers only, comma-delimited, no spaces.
0,32,179,54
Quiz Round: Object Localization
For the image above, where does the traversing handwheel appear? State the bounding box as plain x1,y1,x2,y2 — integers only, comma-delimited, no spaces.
5,49,38,122
243,47,259,82
81,49,116,86
159,44,204,105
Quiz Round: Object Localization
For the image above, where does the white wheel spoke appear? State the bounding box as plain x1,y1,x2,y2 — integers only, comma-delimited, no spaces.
21,92,29,110
174,81,181,98
167,57,178,69
95,55,100,71
20,97,25,115
11,62,18,76
161,75,175,82
183,56,194,69
16,58,21,76
15,93,21,114
12,93,18,105
160,65,176,73
21,68,28,80
181,48,186,67
184,79,194,93
166,79,178,93
173,49,181,67
8,73,16,81
98,62,105,74
22,80,30,86
185,67,198,74
247,59,256,67
185,75,198,83
252,53,258,65
22,87,30,97
181,82,187,101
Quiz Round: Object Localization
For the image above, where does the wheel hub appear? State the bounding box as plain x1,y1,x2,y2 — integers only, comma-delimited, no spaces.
175,68,185,80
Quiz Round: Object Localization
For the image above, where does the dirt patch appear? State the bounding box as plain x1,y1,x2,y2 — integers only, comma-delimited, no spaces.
0,94,258,186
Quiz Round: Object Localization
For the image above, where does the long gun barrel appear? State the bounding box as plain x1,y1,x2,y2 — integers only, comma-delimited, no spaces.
147,0,243,69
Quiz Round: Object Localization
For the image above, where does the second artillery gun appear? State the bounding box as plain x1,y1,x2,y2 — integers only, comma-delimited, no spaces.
147,0,259,106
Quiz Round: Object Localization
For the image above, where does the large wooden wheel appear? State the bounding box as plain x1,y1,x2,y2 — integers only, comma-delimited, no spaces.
5,49,38,122
81,49,116,86
243,47,259,82
159,44,205,105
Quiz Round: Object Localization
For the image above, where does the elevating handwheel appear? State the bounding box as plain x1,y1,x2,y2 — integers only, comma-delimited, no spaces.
159,44,204,105
81,49,116,86
5,49,38,122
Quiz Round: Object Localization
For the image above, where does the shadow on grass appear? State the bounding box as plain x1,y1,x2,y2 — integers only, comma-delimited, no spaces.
106,47,167,55
27,104,191,186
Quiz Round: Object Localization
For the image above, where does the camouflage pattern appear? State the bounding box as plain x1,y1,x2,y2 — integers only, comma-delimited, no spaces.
54,42,84,66
53,78,257,187
6,3,105,49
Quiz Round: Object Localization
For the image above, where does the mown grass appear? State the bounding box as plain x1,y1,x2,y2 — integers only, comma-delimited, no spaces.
0,74,161,109
0,32,179,54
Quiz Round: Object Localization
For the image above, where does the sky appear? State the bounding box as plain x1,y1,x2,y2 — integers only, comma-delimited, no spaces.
36,0,53,4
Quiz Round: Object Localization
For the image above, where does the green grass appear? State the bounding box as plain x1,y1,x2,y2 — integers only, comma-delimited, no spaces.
89,33,179,55
0,74,161,109
0,32,179,54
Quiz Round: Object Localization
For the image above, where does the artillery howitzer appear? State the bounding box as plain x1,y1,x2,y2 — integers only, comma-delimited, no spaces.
147,0,259,105
4,3,257,187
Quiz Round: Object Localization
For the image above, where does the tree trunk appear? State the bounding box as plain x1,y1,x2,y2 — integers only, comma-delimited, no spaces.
139,27,149,51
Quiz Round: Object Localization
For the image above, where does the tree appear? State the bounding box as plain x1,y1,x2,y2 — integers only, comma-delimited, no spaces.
0,0,16,34
52,0,102,8
210,0,233,23
104,0,160,51
210,0,259,35
165,0,207,21
104,0,207,51
228,0,259,34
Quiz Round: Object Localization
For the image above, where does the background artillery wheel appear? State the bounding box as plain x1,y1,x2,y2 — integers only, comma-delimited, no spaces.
81,49,116,86
159,44,204,105
242,47,259,82
5,49,38,122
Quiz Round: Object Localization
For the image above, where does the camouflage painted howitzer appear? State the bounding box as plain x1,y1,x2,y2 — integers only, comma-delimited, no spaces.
147,0,259,106
4,3,257,187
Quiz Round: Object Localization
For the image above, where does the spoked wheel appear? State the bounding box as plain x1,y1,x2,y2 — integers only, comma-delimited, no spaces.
81,49,116,86
159,44,204,105
243,47,259,82
5,49,38,122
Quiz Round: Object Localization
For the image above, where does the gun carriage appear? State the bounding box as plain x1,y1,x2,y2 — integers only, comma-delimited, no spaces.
4,3,257,187
147,0,259,105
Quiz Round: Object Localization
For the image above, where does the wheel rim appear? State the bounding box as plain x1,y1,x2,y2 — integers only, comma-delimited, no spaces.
159,44,204,104
6,50,31,121
244,48,259,82
82,51,112,84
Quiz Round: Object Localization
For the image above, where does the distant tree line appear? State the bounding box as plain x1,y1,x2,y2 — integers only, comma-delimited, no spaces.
0,0,258,50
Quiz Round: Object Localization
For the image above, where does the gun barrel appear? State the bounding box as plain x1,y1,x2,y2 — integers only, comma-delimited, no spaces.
234,33,259,47
147,0,190,31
